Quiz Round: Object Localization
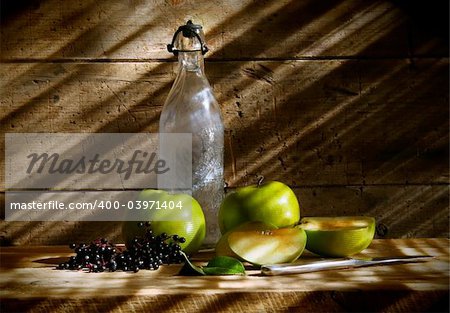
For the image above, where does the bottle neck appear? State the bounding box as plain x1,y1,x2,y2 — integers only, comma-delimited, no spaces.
178,51,204,73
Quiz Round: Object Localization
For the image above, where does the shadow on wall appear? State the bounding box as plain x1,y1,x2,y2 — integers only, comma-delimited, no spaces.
392,0,449,55
0,0,448,244
0,0,41,25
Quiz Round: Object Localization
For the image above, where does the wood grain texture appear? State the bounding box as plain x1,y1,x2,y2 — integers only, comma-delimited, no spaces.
1,291,448,313
0,0,448,243
1,59,448,187
0,0,422,60
0,239,449,312
0,185,447,245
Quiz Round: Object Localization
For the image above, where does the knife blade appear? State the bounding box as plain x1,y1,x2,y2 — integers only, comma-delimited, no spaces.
261,255,433,276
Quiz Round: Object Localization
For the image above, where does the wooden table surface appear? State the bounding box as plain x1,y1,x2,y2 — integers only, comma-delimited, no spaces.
1,239,449,312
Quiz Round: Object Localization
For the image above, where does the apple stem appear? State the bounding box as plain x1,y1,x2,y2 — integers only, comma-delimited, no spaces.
257,176,264,187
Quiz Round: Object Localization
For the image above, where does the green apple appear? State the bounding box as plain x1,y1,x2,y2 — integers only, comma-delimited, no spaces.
121,189,166,246
227,224,307,265
122,189,206,255
215,221,277,259
219,180,300,234
218,192,249,235
299,216,375,257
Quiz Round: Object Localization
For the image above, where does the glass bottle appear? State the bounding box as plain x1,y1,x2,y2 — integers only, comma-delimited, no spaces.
159,21,224,246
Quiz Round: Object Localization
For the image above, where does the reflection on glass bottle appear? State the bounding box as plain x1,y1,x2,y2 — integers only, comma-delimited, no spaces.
159,21,224,246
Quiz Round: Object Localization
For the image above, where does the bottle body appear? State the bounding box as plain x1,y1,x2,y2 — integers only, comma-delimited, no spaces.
159,51,224,246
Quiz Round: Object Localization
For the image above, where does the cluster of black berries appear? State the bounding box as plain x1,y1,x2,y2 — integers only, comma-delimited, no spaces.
56,222,186,273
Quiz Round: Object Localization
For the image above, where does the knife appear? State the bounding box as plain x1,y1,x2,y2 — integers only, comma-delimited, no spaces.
261,255,433,276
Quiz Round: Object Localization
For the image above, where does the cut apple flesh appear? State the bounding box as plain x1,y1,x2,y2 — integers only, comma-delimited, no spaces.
299,216,375,257
228,227,307,265
215,222,277,260
301,216,373,230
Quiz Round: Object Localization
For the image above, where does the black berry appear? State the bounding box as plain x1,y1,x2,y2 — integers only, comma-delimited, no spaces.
55,222,185,273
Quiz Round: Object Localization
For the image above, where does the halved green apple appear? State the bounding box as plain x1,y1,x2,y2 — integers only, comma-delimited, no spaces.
227,225,307,265
299,216,375,257
215,221,277,259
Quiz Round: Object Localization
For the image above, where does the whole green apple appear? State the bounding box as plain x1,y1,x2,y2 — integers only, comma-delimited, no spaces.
218,192,249,235
122,189,206,255
219,180,300,234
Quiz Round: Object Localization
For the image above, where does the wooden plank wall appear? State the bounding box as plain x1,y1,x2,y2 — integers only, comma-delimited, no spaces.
0,0,448,244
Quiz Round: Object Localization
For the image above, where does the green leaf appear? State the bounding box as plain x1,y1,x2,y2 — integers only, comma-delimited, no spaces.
203,267,245,276
178,251,205,276
206,256,246,275
178,253,246,276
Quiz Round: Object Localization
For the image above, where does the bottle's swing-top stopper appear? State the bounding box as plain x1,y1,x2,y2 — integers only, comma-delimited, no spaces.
167,20,209,55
